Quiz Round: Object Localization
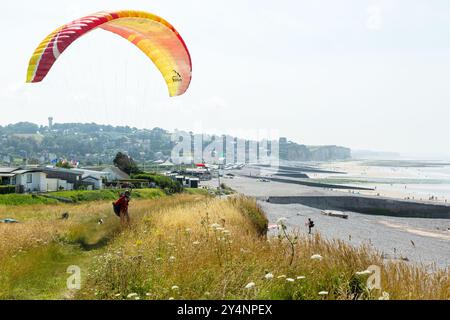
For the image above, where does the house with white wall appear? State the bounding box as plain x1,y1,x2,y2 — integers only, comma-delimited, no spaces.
46,178,74,192
81,175,103,190
70,168,107,190
7,168,47,193
0,167,75,193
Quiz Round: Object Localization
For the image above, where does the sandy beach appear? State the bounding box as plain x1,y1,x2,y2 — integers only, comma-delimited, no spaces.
314,160,450,203
205,169,450,269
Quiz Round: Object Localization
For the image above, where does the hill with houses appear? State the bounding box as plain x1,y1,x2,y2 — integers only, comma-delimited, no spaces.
0,121,351,167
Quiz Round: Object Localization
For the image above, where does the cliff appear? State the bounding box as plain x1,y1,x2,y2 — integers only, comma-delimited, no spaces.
280,140,351,161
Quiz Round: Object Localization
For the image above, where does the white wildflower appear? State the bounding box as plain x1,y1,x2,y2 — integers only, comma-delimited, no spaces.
193,241,200,245
264,273,274,280
127,293,138,298
135,297,140,300
114,293,121,297
276,217,287,224
245,282,256,289
210,223,221,229
169,297,175,300
318,291,328,295
171,285,179,291
185,228,192,232
277,275,287,279
286,278,295,282
145,293,151,296
169,256,176,261
296,276,306,280
378,291,390,300
310,254,323,261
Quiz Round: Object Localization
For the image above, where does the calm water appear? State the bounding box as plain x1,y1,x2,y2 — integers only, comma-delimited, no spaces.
317,160,450,202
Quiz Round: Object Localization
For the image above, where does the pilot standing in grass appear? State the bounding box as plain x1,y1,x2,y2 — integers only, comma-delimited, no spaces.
306,218,315,235
114,190,131,226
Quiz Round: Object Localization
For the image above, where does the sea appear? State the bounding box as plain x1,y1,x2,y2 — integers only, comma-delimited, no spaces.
314,160,450,203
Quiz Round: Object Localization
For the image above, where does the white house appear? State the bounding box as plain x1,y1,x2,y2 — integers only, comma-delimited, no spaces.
0,167,73,193
10,169,47,193
81,176,103,190
71,168,107,190
46,178,74,192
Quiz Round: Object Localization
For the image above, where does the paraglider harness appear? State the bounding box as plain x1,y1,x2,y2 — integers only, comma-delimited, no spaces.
309,220,315,228
113,190,131,217
113,203,121,217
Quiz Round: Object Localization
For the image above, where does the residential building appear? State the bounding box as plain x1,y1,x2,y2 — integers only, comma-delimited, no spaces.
0,167,46,193
101,167,130,182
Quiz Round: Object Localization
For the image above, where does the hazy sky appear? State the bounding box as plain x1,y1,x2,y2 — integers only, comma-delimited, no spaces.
1,1,450,158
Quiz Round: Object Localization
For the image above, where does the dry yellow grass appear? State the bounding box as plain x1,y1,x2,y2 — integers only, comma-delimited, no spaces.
0,194,448,299
0,202,110,261
77,195,449,300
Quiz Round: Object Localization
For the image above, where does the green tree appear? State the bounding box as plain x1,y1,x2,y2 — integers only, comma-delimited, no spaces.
55,160,73,169
113,152,141,175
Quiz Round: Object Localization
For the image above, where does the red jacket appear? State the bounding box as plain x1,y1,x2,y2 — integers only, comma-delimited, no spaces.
114,195,129,210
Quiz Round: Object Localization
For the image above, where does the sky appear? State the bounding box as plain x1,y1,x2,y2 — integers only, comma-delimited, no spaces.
1,0,450,158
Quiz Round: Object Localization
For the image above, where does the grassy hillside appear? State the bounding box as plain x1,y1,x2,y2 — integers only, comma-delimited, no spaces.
0,194,448,300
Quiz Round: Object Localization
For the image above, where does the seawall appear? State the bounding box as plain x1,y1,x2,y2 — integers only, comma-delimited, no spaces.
266,196,450,219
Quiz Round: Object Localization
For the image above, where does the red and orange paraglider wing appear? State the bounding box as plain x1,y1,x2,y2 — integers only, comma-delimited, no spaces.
26,10,192,97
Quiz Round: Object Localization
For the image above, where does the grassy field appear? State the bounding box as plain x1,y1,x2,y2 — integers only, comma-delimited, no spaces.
0,188,165,206
0,194,59,205
0,193,448,300
51,188,165,202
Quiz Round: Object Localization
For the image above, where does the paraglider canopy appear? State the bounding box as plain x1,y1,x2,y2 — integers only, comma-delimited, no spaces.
26,10,192,97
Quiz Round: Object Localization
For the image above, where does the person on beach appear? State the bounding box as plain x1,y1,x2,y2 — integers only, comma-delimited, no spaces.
306,218,315,234
114,190,131,226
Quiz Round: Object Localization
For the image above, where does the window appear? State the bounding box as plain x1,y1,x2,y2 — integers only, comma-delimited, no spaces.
27,174,32,184
11,177,16,185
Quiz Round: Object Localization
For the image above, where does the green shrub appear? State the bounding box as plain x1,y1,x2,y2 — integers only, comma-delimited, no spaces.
132,173,183,194
51,189,119,202
219,183,235,195
0,185,15,195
